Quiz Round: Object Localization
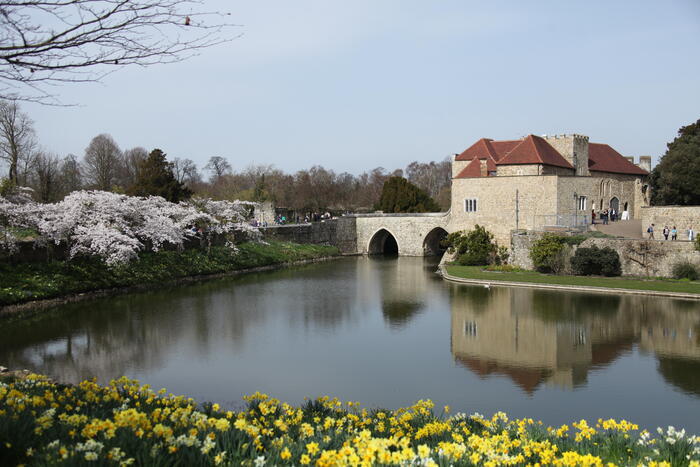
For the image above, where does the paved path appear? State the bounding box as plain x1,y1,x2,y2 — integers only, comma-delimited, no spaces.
591,219,644,239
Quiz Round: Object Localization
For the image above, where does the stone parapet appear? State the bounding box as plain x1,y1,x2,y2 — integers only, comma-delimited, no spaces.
641,206,700,239
510,230,700,278
260,217,358,254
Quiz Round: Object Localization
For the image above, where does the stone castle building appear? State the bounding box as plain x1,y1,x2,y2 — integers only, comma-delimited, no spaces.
448,134,650,246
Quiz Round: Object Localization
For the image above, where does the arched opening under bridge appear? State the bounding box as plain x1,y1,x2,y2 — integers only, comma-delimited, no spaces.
423,227,449,256
368,229,399,256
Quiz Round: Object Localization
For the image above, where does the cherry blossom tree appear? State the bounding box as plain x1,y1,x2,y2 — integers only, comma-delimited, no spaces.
0,190,259,265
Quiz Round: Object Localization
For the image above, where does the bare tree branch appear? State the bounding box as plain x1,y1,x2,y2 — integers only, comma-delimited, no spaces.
0,1,240,103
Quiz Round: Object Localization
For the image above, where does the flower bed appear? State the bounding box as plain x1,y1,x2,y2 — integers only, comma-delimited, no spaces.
1,374,698,466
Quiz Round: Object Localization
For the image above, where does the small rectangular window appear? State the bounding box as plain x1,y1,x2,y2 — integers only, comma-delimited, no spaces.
464,321,478,337
578,196,587,211
464,198,478,212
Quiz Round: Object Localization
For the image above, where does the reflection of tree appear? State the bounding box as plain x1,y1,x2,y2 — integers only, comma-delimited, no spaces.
532,290,620,322
0,260,361,383
382,300,423,329
449,284,493,315
657,357,700,396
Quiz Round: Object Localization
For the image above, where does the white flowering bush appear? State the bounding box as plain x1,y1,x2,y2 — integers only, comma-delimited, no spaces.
0,191,260,265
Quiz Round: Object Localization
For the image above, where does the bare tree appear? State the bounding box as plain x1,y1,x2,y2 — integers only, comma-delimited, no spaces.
172,157,200,186
59,153,82,195
0,99,36,183
32,151,62,202
0,1,238,102
204,156,231,182
82,133,121,190
120,147,148,188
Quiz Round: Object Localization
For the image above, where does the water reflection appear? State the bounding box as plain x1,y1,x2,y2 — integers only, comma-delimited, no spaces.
450,286,700,394
0,261,363,384
0,257,699,431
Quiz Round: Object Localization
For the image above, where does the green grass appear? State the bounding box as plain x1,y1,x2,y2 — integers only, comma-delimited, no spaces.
446,265,700,295
0,242,339,306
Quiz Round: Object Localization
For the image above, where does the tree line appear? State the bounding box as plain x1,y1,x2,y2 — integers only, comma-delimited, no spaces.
0,100,452,211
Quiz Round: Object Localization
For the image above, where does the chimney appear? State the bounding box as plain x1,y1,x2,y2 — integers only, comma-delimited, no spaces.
543,134,590,176
452,153,469,178
479,159,487,177
637,155,652,173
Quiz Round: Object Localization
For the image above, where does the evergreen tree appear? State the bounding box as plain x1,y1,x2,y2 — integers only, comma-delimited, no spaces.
375,176,441,213
128,149,192,202
650,119,700,205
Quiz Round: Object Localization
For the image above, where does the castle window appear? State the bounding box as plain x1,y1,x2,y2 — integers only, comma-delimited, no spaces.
578,196,587,211
464,198,478,212
464,321,477,338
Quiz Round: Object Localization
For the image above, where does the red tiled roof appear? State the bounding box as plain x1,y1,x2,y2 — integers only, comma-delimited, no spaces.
455,138,498,161
454,356,548,395
455,156,497,178
496,135,574,169
489,140,521,159
455,157,482,178
588,143,649,175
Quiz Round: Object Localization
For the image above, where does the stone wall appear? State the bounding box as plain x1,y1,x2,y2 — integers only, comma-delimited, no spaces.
544,134,590,176
510,230,700,278
451,155,470,178
581,237,699,277
253,201,276,224
260,217,358,254
354,212,450,256
510,231,545,270
497,165,542,176
641,206,700,240
449,175,559,247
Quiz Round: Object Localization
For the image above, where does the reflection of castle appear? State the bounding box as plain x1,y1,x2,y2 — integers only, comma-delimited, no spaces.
450,286,700,393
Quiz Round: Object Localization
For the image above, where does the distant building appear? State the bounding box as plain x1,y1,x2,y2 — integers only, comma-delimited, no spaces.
448,134,650,245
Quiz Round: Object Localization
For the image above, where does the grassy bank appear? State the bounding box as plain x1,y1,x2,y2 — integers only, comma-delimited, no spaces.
0,242,339,306
1,374,698,466
445,265,700,295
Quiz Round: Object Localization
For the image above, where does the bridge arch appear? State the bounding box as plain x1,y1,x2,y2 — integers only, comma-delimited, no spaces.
423,227,449,256
368,228,400,255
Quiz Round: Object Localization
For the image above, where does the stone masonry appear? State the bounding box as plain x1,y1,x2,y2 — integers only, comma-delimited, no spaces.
641,206,700,240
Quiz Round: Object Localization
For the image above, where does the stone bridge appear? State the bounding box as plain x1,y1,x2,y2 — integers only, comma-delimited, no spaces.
353,212,451,256
259,211,453,256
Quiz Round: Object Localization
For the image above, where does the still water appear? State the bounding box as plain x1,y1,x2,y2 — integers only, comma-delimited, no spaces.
1,257,699,432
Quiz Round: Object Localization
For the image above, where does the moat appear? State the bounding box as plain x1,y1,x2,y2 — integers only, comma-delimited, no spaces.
1,257,699,432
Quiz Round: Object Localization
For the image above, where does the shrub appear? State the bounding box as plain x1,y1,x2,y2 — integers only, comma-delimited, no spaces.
443,225,500,266
570,246,622,276
374,176,440,213
529,234,569,273
672,261,699,281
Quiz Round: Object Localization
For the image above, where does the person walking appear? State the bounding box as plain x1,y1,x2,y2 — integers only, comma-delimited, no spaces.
688,226,695,242
647,224,655,239
671,226,678,241
663,226,670,240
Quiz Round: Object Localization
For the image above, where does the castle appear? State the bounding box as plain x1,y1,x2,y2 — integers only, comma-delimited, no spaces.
448,134,650,246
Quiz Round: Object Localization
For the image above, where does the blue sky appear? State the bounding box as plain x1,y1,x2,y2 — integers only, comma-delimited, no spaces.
25,0,700,174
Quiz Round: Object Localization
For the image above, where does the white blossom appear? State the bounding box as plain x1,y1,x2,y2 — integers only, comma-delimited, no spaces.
0,190,260,265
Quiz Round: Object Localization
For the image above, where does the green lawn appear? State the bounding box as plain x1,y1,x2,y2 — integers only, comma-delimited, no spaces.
445,265,700,295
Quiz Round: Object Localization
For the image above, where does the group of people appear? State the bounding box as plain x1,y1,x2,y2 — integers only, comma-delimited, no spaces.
591,208,626,224
251,211,335,227
647,224,695,241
